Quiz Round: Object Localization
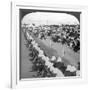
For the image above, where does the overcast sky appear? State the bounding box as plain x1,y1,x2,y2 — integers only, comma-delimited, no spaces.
21,12,80,26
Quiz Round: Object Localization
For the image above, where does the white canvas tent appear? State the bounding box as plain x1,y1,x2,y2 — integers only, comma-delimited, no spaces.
21,12,79,26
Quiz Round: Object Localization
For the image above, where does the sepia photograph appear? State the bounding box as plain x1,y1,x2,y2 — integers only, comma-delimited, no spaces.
20,9,81,79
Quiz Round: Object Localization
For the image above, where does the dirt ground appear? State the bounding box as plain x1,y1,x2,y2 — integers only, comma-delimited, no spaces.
20,31,37,79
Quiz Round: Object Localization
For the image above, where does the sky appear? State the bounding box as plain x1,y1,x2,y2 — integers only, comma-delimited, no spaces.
21,12,80,25
20,9,81,26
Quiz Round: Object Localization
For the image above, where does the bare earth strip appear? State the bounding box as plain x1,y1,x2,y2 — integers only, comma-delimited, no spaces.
32,34,80,68
20,31,37,78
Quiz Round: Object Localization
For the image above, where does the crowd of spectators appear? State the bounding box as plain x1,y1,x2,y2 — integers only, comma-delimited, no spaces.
22,24,80,53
